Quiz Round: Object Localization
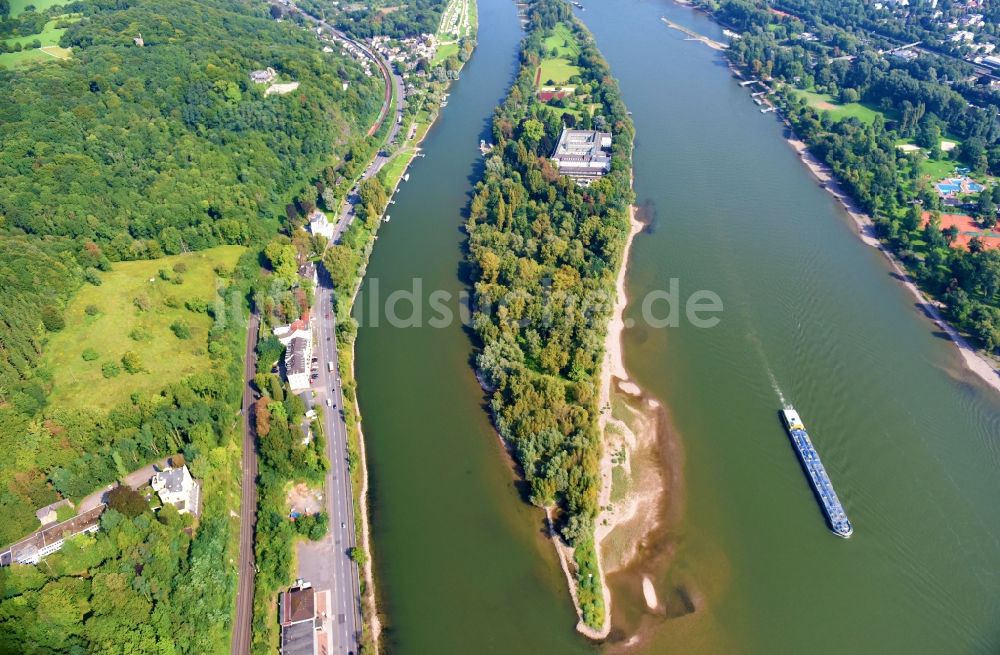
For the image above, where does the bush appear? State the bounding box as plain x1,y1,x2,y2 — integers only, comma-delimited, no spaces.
134,295,151,312
81,348,99,361
171,274,184,285
85,304,100,316
170,320,192,339
163,295,181,308
185,298,210,313
102,362,121,378
158,268,172,281
173,262,188,273
107,485,148,518
129,326,152,342
41,306,65,332
84,269,102,286
121,351,143,374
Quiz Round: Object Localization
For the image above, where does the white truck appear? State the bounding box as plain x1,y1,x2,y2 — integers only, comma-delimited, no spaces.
327,362,334,372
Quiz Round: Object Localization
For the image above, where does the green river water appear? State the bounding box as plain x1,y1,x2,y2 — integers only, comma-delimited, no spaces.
354,0,1000,652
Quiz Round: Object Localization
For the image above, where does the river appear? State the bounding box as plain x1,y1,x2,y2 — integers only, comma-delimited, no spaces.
355,0,1000,652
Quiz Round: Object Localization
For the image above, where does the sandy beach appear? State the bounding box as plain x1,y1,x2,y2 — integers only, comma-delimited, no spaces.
786,137,1000,395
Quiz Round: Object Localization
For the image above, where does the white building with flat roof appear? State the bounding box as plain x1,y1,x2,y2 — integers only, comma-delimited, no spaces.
550,128,612,186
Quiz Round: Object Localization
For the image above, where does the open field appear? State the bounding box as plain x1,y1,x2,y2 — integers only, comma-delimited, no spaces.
794,89,883,124
537,57,580,86
544,22,579,58
0,16,76,68
45,246,245,412
0,45,70,67
9,0,69,16
920,156,960,182
432,42,458,65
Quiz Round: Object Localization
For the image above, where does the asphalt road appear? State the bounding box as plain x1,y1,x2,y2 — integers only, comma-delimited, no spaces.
295,272,361,655
231,311,260,655
232,10,402,654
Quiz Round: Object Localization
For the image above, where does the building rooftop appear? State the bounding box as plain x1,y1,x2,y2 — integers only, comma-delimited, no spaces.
281,585,316,626
286,337,309,377
280,622,315,655
551,128,613,184
154,467,188,493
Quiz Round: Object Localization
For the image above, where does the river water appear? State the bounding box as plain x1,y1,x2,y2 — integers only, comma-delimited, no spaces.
355,0,1000,652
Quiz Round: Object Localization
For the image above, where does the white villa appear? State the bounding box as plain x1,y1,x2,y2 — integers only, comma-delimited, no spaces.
309,209,335,240
151,465,201,515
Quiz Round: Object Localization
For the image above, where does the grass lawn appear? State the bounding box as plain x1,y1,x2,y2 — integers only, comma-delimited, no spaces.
9,0,70,16
920,156,960,182
537,57,580,87
432,42,458,66
46,246,246,412
0,16,76,68
794,89,883,124
543,22,579,58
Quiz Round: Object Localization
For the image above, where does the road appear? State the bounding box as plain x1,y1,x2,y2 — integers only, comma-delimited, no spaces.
295,271,361,655
232,10,403,654
286,1,407,242
231,311,260,655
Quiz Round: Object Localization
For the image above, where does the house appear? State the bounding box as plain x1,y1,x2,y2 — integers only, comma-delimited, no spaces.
550,128,613,186
285,336,312,391
151,465,201,515
273,313,311,346
308,209,335,240
951,30,975,43
1,506,104,566
891,49,918,62
250,67,277,84
279,582,332,655
298,261,318,286
35,499,73,527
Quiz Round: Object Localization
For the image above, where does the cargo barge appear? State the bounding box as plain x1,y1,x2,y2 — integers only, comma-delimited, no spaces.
780,408,853,538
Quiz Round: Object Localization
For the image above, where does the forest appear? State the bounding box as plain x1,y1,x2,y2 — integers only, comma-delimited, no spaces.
465,0,633,630
710,0,1000,352
0,0,382,649
1,0,382,259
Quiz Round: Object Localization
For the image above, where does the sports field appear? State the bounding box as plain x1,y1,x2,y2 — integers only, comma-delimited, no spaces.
45,246,246,412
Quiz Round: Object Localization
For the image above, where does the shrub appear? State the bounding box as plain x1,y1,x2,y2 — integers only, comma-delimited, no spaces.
170,320,192,339
85,304,100,316
83,269,102,286
173,262,188,273
41,306,65,332
129,327,152,342
163,295,181,308
134,295,151,312
121,351,143,374
171,274,184,285
158,268,172,281
107,486,148,518
81,348,99,361
102,362,121,378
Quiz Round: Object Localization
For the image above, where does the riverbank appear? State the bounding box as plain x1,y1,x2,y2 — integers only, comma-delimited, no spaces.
343,35,479,655
784,135,1000,394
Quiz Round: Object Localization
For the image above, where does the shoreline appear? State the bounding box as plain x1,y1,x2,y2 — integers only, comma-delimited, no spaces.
544,201,645,641
346,35,478,654
784,135,1000,394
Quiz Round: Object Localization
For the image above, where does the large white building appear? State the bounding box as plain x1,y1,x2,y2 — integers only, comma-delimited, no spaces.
274,315,313,391
550,128,612,185
308,210,335,240
151,465,200,515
